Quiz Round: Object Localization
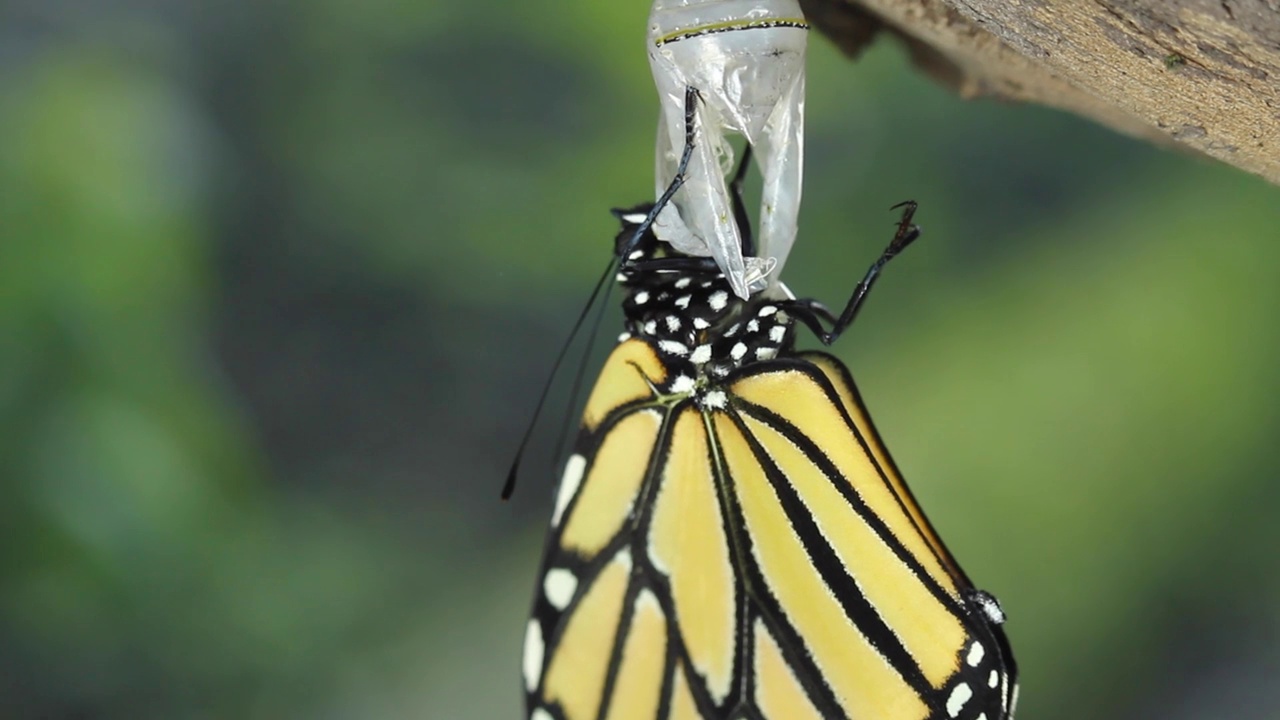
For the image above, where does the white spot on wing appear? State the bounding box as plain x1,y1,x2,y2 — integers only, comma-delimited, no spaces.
634,290,650,304
730,343,747,361
690,345,712,364
967,642,985,667
946,683,972,717
552,455,586,526
693,317,710,330
617,332,631,343
747,319,760,332
523,620,544,692
758,305,778,317
621,213,647,224
708,291,728,311
664,315,681,332
636,587,660,612
756,347,777,360
974,591,1007,625
675,277,691,289
988,670,999,688
543,568,578,610
670,375,696,394
703,390,727,409
643,320,658,335
659,340,689,357
768,325,786,343
675,295,692,309
628,250,644,261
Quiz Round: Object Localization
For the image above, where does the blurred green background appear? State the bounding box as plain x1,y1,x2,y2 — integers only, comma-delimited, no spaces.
3,2,1280,719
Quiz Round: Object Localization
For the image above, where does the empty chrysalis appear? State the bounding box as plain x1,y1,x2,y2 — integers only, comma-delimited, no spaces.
647,0,809,299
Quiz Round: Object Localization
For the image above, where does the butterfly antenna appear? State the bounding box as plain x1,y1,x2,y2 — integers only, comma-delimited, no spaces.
502,85,702,500
548,271,617,474
546,86,706,477
502,255,619,500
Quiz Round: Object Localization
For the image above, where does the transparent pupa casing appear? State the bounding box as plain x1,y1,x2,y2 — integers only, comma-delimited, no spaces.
648,0,808,299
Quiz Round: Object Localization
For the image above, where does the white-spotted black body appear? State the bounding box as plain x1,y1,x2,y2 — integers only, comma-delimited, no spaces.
616,207,800,400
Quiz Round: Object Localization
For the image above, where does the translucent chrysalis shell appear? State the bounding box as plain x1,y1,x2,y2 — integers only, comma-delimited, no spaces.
648,0,808,298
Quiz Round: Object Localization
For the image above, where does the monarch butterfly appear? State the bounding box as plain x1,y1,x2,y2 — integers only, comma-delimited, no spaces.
520,89,1017,720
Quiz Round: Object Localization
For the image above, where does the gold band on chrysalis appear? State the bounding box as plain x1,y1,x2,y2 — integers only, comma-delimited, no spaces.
654,18,810,47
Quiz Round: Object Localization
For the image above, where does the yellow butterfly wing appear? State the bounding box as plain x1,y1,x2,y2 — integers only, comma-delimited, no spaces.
523,340,1016,720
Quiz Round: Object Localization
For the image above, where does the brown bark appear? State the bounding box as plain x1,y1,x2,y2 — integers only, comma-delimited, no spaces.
800,0,1280,184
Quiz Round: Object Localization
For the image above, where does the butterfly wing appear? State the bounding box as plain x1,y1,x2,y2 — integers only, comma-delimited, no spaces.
523,341,1016,720
718,353,1016,719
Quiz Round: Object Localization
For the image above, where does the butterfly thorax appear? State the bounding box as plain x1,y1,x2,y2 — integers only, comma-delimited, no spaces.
615,218,798,402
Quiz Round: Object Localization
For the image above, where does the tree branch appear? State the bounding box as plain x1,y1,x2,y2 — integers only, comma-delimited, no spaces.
801,0,1280,184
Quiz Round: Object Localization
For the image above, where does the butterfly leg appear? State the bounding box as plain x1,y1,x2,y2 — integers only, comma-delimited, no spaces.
786,201,920,346
618,86,702,258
